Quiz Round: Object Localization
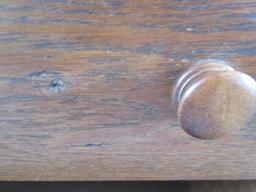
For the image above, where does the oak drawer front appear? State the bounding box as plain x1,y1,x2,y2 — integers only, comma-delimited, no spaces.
1,0,256,180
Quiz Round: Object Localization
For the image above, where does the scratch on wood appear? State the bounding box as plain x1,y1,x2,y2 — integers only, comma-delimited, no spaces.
69,143,109,148
28,70,61,80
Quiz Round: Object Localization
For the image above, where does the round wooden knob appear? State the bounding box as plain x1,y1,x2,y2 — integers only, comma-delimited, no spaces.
173,61,256,139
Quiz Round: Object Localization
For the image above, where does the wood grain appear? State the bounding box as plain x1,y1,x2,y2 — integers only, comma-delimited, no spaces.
0,0,256,180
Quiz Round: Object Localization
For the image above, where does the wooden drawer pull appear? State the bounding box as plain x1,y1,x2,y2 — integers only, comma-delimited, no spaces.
173,60,256,139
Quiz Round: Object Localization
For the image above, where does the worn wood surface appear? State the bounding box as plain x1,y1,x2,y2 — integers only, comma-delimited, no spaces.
1,0,256,180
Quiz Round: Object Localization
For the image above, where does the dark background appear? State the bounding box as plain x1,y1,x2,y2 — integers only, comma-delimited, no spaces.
0,181,255,192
